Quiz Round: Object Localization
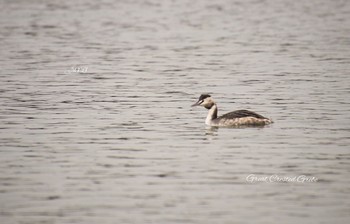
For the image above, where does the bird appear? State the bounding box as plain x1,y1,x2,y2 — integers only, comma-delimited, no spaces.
191,94,273,127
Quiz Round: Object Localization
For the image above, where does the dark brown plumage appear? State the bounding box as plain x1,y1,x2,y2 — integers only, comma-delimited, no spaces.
218,109,267,120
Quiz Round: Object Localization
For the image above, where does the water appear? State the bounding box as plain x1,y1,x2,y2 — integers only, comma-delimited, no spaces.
1,0,350,223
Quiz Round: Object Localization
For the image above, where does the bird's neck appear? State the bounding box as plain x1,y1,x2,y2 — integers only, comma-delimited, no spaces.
206,104,218,125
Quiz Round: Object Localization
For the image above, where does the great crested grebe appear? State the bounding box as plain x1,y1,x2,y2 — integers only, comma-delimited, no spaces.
191,94,273,127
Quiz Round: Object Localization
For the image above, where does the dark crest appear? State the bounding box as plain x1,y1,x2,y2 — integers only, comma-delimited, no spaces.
198,94,211,101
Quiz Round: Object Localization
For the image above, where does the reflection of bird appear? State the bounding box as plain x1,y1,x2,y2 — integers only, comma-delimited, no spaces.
192,94,273,127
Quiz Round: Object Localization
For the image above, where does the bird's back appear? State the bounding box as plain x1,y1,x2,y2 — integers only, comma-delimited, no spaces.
218,109,267,120
212,109,272,126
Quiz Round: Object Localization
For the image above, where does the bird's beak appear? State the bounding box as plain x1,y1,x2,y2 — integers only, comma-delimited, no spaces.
191,100,202,107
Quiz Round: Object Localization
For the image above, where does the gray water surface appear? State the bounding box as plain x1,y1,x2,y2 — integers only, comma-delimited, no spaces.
1,0,350,223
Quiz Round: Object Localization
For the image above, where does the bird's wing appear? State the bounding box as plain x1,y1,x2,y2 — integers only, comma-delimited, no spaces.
219,110,267,119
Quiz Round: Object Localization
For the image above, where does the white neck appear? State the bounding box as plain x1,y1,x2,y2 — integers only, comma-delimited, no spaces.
205,104,218,125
